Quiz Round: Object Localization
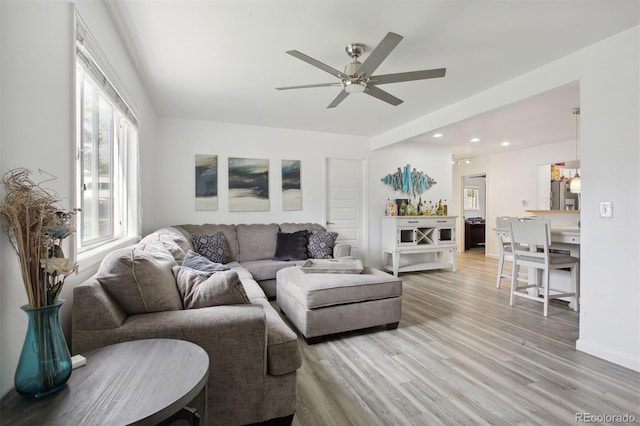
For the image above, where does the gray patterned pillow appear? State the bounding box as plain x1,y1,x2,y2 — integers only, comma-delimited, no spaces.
192,232,230,264
307,231,338,259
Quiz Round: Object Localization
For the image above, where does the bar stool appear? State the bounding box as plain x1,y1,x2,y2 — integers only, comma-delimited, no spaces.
508,217,579,316
495,216,513,288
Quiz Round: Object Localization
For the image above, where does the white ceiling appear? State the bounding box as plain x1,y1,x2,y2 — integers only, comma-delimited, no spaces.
105,1,639,156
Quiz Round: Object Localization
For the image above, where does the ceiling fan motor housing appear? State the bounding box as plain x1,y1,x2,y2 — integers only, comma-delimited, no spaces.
344,61,362,76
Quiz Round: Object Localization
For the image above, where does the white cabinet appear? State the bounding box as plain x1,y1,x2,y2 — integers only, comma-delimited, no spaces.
381,216,458,276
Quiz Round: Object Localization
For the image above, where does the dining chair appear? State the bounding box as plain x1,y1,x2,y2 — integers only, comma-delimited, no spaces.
495,216,513,288
507,217,579,316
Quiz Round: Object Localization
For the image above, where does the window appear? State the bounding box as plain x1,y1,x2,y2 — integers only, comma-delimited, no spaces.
464,187,480,210
75,17,139,253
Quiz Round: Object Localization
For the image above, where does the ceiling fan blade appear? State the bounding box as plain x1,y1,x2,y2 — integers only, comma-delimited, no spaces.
276,82,342,90
286,50,349,80
364,85,403,106
372,68,447,85
327,89,350,108
357,32,403,79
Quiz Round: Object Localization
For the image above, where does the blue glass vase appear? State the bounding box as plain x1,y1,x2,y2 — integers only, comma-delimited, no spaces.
15,300,72,398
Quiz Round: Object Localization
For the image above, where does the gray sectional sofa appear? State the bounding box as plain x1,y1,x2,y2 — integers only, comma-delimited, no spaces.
72,222,349,425
176,222,351,298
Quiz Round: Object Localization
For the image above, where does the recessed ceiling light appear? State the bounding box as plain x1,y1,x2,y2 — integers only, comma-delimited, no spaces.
465,159,471,164
470,137,480,143
501,141,510,146
433,133,443,138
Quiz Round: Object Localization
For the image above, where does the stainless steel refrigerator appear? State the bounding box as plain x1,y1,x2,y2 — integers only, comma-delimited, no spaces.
550,180,580,210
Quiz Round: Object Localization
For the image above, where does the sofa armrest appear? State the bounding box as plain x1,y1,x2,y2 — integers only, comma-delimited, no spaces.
72,305,268,425
334,242,351,258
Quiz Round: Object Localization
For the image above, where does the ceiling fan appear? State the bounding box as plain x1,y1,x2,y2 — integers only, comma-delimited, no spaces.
276,32,446,108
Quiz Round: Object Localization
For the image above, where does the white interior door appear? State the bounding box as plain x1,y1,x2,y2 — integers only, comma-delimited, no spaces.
325,157,367,261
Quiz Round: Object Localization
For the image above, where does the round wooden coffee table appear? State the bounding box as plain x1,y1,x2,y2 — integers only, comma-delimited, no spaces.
0,339,209,425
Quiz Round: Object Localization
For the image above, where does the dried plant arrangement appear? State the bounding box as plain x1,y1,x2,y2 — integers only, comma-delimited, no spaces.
1,168,78,307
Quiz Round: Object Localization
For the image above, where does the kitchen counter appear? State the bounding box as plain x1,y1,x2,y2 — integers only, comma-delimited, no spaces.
494,226,580,245
525,209,580,214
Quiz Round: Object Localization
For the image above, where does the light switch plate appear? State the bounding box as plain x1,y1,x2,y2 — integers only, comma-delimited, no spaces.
600,201,613,218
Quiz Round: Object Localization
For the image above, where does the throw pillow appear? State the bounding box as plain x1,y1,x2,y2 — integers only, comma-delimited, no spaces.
307,231,338,259
192,232,230,264
96,244,183,314
182,250,230,275
273,230,309,261
172,266,250,309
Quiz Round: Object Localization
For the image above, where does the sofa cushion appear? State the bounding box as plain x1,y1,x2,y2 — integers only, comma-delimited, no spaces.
182,250,230,274
272,230,309,261
236,223,279,262
177,224,239,261
279,223,326,233
241,259,306,282
173,267,249,309
252,298,302,376
96,244,182,314
238,277,269,302
225,261,255,280
192,232,230,264
308,231,338,259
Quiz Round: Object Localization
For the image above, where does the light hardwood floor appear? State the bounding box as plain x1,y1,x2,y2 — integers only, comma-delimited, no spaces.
287,250,640,426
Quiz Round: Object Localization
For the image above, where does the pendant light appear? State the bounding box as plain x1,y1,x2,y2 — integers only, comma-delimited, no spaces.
569,108,581,193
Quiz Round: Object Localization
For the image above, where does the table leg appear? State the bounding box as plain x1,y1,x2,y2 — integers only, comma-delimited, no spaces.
451,248,457,272
392,253,399,277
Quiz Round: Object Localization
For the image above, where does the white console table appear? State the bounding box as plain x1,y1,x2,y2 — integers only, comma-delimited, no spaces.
381,216,458,276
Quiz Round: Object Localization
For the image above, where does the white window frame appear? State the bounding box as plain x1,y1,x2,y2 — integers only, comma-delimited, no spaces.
74,13,140,265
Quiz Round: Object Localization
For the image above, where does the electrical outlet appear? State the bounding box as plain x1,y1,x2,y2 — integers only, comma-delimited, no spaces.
600,201,613,218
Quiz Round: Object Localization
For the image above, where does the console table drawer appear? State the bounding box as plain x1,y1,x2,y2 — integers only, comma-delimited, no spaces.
396,218,429,226
426,217,455,227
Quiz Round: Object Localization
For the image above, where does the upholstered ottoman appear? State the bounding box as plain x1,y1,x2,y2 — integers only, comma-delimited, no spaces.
276,266,402,343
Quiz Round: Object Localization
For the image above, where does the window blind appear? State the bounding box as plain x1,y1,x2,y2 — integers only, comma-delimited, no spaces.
75,15,139,128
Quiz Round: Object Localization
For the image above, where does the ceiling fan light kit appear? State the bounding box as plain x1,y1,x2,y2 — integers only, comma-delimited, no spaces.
344,80,366,94
276,32,446,108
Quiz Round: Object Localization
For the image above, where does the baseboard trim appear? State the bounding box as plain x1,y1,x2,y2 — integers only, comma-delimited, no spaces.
576,338,640,372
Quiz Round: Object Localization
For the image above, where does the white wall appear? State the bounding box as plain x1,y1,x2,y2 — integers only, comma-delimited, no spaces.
0,1,157,395
574,27,639,371
368,141,453,267
149,118,370,233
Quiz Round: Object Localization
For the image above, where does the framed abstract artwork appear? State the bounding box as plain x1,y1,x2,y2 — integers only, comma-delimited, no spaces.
195,154,218,211
282,159,302,211
228,157,269,211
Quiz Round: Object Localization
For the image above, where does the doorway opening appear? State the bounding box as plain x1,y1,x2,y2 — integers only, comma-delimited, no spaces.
462,173,487,253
